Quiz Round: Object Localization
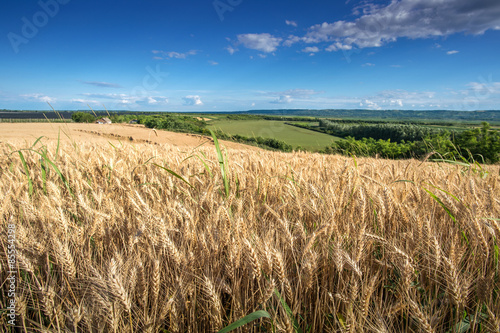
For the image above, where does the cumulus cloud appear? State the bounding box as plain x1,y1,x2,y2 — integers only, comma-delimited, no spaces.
80,81,122,88
80,93,168,106
183,95,203,106
237,33,282,53
285,20,298,27
358,89,440,109
267,89,322,104
447,50,459,55
360,99,382,110
302,46,320,53
21,93,55,103
71,98,99,104
303,0,500,50
270,95,293,104
465,80,500,98
325,42,352,52
268,89,322,98
225,45,237,55
283,35,302,47
152,50,197,59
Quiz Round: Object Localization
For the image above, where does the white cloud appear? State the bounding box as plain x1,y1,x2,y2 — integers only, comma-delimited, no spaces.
360,99,381,110
208,60,219,65
302,46,320,53
267,89,322,98
21,93,55,103
447,50,459,55
283,35,302,47
225,45,237,55
466,80,500,95
358,89,439,109
152,50,197,59
183,95,203,106
303,0,500,50
80,81,122,88
80,93,169,106
270,95,293,104
71,98,99,104
325,42,352,52
267,89,322,104
286,20,298,27
362,62,375,67
237,33,282,53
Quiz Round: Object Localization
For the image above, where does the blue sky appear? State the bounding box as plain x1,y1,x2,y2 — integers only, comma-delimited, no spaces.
1,0,500,111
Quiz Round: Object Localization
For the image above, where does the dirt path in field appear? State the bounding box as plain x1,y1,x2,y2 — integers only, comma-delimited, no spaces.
0,123,257,150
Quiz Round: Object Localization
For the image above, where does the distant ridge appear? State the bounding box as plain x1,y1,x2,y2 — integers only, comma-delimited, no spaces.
1,109,499,122
239,109,500,121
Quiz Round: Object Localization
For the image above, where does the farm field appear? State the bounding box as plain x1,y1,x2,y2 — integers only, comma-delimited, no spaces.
1,124,500,332
0,123,254,150
208,119,341,150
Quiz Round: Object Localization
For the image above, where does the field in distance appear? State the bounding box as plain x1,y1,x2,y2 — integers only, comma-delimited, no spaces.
0,122,254,150
208,119,341,150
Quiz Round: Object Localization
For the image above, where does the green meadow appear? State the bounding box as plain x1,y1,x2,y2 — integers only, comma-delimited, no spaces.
208,119,341,150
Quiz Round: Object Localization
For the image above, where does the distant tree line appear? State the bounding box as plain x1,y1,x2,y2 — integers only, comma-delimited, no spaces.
321,122,500,163
71,112,96,123
244,109,500,122
317,120,446,142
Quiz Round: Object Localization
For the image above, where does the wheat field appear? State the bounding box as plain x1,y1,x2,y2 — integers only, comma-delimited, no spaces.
1,136,499,332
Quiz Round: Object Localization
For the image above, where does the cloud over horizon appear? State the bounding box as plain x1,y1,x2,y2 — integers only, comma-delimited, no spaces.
80,81,122,88
183,95,203,106
236,0,500,55
302,0,500,50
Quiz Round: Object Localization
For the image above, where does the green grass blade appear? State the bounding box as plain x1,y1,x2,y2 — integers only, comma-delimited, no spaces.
217,310,271,333
30,136,45,149
422,187,456,223
131,156,157,177
274,288,303,333
210,129,229,197
55,129,61,161
18,151,33,196
392,180,415,184
40,157,47,194
422,186,468,244
108,141,118,150
15,148,74,196
429,158,470,167
152,163,194,188
182,154,213,178
40,151,73,196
